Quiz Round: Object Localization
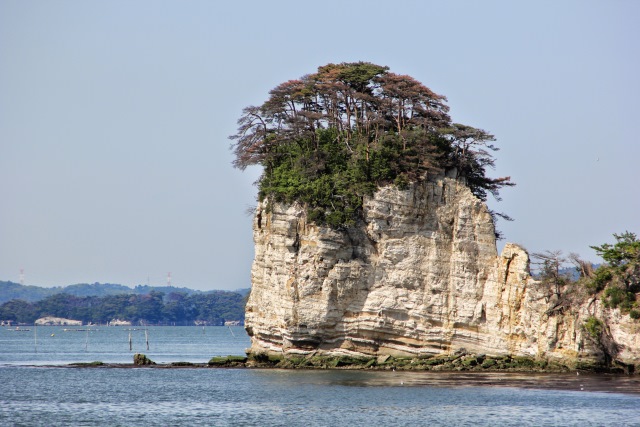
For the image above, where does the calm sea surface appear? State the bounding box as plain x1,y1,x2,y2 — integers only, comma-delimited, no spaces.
1,326,640,426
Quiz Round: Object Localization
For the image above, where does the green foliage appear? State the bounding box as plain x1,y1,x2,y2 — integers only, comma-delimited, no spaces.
231,62,513,228
584,316,604,339
481,358,497,369
257,128,407,227
393,174,410,190
133,353,156,366
592,231,640,266
586,231,640,312
590,231,640,292
586,267,613,294
602,286,635,310
208,355,248,366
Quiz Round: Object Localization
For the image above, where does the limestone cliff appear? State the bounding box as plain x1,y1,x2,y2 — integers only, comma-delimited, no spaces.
245,175,640,369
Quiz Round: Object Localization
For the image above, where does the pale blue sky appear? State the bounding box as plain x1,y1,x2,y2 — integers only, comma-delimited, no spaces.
1,1,638,290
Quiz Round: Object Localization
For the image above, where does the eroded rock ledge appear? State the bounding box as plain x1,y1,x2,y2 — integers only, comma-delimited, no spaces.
245,175,640,371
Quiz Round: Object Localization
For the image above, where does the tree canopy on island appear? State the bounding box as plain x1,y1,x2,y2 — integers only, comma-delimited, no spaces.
589,231,640,311
230,62,514,228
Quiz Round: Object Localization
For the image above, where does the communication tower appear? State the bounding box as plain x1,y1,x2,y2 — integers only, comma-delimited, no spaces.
20,268,24,286
167,272,172,287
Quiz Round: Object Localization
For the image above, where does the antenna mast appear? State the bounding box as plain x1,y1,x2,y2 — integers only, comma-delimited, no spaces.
20,268,25,286
167,272,172,287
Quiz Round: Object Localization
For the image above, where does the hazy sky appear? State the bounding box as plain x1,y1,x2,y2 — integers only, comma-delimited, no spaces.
1,1,638,291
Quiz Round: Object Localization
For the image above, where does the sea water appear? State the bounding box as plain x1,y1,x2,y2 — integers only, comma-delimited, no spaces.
0,325,250,365
1,326,640,426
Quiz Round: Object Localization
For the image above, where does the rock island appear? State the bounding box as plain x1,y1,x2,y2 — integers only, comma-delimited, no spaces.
231,62,639,372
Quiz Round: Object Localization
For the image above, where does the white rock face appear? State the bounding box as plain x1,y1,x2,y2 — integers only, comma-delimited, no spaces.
245,176,639,368
35,317,82,326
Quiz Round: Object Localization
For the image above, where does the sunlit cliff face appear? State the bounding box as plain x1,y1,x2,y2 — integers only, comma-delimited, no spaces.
244,176,640,370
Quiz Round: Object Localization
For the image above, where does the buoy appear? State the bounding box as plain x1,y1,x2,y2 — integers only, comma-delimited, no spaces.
51,333,55,337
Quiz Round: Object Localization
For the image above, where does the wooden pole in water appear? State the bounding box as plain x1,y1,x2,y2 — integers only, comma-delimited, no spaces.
34,323,38,353
145,328,149,351
129,331,132,351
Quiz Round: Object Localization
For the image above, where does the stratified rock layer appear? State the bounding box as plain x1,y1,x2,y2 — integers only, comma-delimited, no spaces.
245,176,640,369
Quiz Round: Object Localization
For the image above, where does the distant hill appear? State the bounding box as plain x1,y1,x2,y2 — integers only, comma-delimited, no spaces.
0,281,60,304
0,281,242,305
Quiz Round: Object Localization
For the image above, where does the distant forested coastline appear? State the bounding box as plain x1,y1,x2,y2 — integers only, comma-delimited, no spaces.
0,282,248,325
